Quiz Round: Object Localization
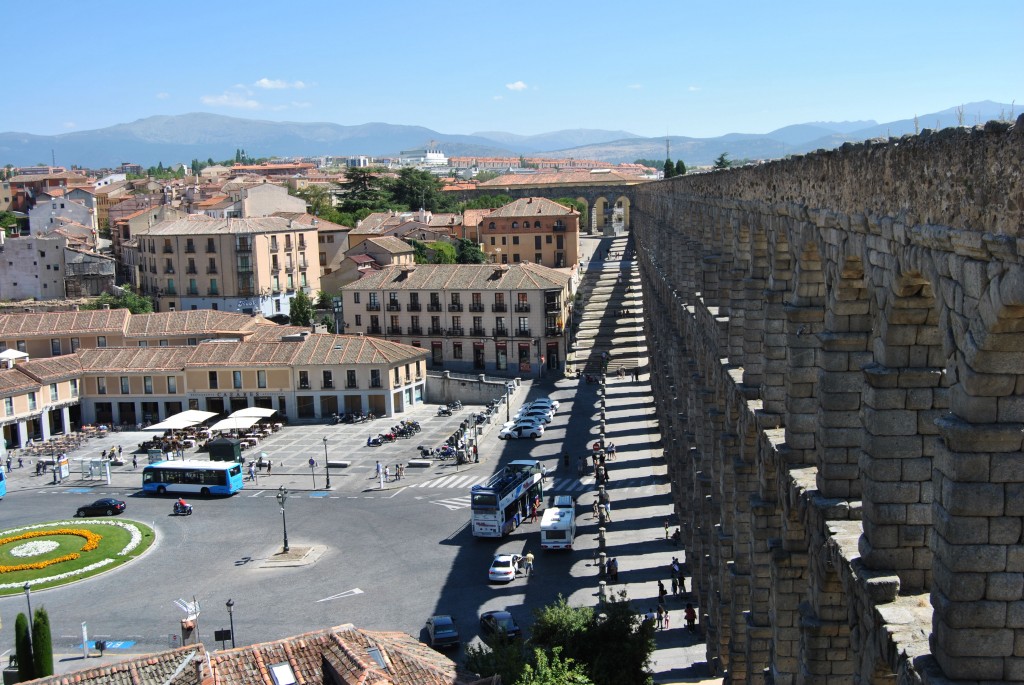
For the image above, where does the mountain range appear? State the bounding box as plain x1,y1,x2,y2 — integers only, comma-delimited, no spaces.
0,101,1015,169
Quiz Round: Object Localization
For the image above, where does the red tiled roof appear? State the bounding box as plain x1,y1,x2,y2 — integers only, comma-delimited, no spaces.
0,309,131,336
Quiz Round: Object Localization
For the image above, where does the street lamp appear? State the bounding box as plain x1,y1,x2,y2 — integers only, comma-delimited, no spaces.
23,583,33,652
505,383,511,422
275,486,290,553
322,436,331,489
226,599,236,648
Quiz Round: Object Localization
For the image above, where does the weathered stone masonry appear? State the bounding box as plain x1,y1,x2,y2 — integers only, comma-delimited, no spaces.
634,118,1024,684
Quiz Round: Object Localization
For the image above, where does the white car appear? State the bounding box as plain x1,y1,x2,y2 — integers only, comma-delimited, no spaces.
514,408,554,424
527,398,559,411
488,553,523,582
499,422,544,439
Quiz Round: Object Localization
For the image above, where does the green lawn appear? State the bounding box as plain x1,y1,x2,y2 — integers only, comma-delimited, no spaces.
0,519,155,595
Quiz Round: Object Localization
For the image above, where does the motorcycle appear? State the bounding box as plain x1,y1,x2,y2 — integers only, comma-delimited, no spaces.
330,413,342,425
448,400,463,410
367,435,384,447
437,406,453,417
173,501,193,516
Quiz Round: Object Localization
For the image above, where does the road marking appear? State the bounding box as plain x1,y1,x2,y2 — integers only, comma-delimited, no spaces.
432,496,471,511
316,588,364,603
248,490,266,497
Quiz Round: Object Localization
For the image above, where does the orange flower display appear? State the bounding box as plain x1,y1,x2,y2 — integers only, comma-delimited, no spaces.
0,529,103,573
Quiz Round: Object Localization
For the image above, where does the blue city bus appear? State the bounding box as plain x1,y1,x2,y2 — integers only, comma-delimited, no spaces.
142,460,244,496
0,469,6,499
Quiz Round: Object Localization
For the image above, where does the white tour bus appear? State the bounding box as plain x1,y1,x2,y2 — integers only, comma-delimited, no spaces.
540,495,577,550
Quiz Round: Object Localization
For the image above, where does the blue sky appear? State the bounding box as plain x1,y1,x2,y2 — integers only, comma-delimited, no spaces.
5,0,1021,138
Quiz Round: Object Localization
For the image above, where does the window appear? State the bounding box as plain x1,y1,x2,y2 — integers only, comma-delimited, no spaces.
97,336,106,348
501,236,507,245
28,392,36,411
51,339,61,355
121,377,130,394
208,371,218,389
160,339,169,347
50,383,58,401
353,292,360,304
168,377,177,394
187,338,198,346
346,370,357,388
299,371,309,389
3,397,11,416
370,369,381,388
138,340,149,347
512,221,518,229
16,340,26,353
501,253,508,264
512,236,519,245
71,337,80,352
519,317,530,332
257,370,267,388
490,237,495,245
368,293,378,307
546,235,552,244
323,370,333,388
97,377,107,395
355,314,362,326
233,371,242,389
488,222,496,230
453,342,463,359
394,367,400,384
535,236,542,249
535,221,542,228
513,254,520,263
144,376,153,394
70,379,79,397
535,253,543,263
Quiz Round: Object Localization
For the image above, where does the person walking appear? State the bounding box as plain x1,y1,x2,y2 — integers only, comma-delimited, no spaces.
662,607,670,630
610,557,619,582
384,465,391,482
524,551,534,577
685,603,697,632
118,445,123,460
656,604,664,630
671,575,679,596
375,461,382,480
529,501,538,523
592,499,600,518
664,520,670,539
394,463,401,481
131,455,138,470
633,367,640,382
658,580,667,604
5,456,11,473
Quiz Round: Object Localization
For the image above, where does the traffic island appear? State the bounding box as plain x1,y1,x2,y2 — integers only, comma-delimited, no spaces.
260,544,326,568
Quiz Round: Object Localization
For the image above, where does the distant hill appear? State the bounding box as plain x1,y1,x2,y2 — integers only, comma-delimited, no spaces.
0,102,1016,168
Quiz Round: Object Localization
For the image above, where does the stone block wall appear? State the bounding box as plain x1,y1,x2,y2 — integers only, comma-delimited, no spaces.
634,117,1024,684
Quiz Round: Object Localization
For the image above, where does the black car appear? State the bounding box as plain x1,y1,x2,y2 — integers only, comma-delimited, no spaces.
76,498,126,517
425,615,460,650
479,610,521,641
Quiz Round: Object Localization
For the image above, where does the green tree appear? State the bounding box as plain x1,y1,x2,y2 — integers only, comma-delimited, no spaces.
462,194,514,210
455,238,487,264
15,612,35,681
428,241,457,264
82,286,154,314
663,159,675,178
675,159,687,176
1,210,21,233
554,198,588,231
339,167,392,213
474,170,501,182
318,314,335,333
289,290,315,327
633,159,662,169
407,239,430,264
517,647,593,685
32,607,54,677
296,184,335,217
713,153,733,170
464,639,527,685
390,168,453,212
316,289,333,309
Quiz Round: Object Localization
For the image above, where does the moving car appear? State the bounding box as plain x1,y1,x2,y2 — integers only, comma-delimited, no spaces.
76,498,126,517
488,553,523,582
479,610,522,640
425,615,460,650
499,423,544,439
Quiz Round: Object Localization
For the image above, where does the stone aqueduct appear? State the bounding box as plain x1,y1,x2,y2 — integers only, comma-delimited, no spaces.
632,119,1024,684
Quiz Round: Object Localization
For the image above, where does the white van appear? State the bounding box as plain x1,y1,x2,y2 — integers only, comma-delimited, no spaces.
540,495,576,550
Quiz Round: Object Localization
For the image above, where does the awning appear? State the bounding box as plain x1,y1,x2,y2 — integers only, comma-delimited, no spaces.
143,410,218,432
210,416,261,432
229,408,278,419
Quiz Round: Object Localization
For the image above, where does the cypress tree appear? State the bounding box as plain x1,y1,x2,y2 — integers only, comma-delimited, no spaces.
15,612,35,681
32,607,54,677
675,159,687,176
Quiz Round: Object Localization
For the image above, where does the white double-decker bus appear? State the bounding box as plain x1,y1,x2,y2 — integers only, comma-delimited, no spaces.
470,460,544,538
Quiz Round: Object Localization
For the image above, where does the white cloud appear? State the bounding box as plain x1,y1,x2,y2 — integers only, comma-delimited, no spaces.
290,101,312,108
200,90,261,109
255,78,308,90
627,84,643,90
62,121,77,129
505,80,528,91
688,85,701,92
155,92,170,100
492,95,504,101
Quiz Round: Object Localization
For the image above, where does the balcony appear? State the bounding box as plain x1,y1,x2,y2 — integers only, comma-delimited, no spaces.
238,288,255,297
407,302,422,312
515,303,531,313
448,303,463,312
236,242,252,253
370,379,382,388
164,266,175,274
470,327,487,337
206,247,217,254
386,303,401,312
366,303,381,311
186,267,198,274
299,382,311,390
346,381,358,389
186,288,199,296
367,326,382,334
492,328,508,337
207,266,218,274
469,303,485,312
448,327,464,336
271,265,280,273
163,245,173,253
386,326,403,335
553,222,567,231
545,327,564,337
237,265,253,274
428,326,445,336
284,266,294,274
165,287,177,296
285,242,293,251
491,303,507,312
270,243,279,252
515,328,532,337
427,303,442,312
545,302,562,313
185,245,196,253
408,326,423,336
207,289,219,296
322,382,335,389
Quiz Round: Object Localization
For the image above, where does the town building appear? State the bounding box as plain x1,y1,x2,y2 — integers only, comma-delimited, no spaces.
398,147,448,166
339,262,571,376
470,197,580,268
28,193,97,234
127,215,321,316
199,180,306,219
7,170,91,213
271,212,351,278
349,209,461,249
0,234,113,301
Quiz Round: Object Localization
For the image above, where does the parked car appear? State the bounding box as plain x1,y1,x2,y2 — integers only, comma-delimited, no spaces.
527,398,560,411
425,615,460,650
488,553,523,582
480,610,522,640
499,423,544,439
76,498,126,517
514,408,554,424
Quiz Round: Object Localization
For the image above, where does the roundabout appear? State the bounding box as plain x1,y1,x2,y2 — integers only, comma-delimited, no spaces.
0,519,155,595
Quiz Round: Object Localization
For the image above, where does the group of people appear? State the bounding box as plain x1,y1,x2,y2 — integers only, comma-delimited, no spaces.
374,461,406,482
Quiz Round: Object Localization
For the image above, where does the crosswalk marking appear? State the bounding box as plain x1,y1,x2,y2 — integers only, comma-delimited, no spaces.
414,476,603,492
432,496,471,511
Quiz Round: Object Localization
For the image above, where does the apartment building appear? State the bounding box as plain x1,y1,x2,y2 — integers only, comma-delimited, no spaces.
470,197,580,268
339,262,572,376
0,351,82,451
129,215,320,316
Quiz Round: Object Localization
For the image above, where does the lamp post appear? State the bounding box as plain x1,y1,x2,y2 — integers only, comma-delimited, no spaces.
23,583,33,652
505,383,511,422
275,486,289,553
322,436,331,489
225,599,236,648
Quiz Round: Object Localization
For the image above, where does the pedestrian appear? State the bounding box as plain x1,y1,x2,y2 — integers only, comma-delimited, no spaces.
593,499,600,518
644,608,656,626
685,603,697,632
384,465,391,482
395,463,401,481
266,459,272,474
633,367,640,382
375,461,382,480
250,463,258,484
656,604,664,630
5,456,10,472
610,557,619,582
118,445,123,459
529,502,538,523
132,455,138,470
671,575,679,596
577,456,585,477
18,457,23,468
524,550,534,576
658,580,667,603
664,520,670,539
605,499,612,519
662,608,670,630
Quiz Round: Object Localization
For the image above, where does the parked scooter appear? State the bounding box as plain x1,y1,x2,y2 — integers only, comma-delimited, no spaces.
437,406,453,417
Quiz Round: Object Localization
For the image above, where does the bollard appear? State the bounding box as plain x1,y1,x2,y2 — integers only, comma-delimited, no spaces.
599,580,607,603
600,409,606,421
598,485,608,503
599,420,606,433
598,504,608,526
598,551,607,576
598,526,606,550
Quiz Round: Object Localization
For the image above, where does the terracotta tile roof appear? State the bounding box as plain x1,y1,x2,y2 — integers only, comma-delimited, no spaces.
349,254,378,264
78,347,195,372
272,211,352,231
0,367,40,395
364,237,415,254
482,197,577,218
141,215,315,236
341,262,571,292
290,334,428,366
478,170,645,186
30,644,205,685
9,171,90,183
0,309,131,336
125,311,260,338
244,323,311,342
183,340,300,367
461,208,491,230
19,354,84,382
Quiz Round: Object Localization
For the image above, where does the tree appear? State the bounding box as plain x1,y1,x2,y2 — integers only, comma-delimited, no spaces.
390,168,454,212
32,607,54,677
462,194,514,210
296,184,335,217
663,159,675,179
517,647,593,685
675,159,687,176
317,314,335,333
316,289,333,309
1,210,21,233
82,286,154,314
428,241,457,264
15,612,35,681
464,639,527,685
339,167,391,213
633,159,662,169
289,290,315,327
713,153,733,170
455,238,487,264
